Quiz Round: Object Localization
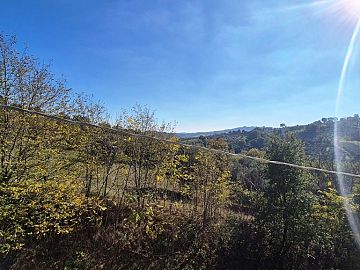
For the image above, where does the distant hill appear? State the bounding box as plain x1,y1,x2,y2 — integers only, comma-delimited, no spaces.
176,126,256,139
179,115,360,162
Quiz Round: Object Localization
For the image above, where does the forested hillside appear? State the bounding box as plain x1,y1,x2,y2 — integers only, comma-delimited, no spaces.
176,126,256,139
186,116,360,162
2,35,360,270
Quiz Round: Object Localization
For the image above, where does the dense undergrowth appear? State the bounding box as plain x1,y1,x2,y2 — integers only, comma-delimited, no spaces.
2,195,360,270
3,202,224,270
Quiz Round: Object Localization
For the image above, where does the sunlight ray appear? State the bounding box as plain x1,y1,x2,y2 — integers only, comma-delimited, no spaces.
260,0,336,15
334,18,360,249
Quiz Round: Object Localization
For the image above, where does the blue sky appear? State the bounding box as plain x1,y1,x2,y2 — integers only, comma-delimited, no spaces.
2,0,360,132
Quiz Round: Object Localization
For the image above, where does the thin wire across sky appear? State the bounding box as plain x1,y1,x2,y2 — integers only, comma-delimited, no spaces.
1,104,359,179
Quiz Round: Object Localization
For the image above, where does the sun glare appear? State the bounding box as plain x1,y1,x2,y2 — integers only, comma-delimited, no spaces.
342,0,360,19
270,0,360,24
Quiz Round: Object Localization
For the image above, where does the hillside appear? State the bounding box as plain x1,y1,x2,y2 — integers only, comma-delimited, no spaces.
181,115,360,162
177,126,256,139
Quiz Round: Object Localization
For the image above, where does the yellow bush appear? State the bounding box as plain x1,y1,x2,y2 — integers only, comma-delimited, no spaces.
0,178,101,254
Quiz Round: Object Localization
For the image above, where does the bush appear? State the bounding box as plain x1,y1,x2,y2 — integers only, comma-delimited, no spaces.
0,178,102,255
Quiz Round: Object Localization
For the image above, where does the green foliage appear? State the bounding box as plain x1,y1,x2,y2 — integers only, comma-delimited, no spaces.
256,135,316,268
217,135,360,270
309,186,358,268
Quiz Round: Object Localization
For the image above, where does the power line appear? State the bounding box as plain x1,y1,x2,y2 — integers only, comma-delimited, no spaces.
1,104,360,179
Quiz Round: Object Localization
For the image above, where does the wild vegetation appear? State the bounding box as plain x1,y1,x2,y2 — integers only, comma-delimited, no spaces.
1,34,360,269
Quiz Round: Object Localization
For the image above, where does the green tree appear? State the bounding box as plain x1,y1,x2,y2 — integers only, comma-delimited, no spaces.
257,134,316,269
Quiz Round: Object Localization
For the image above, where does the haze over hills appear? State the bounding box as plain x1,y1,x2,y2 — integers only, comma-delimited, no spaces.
176,126,256,139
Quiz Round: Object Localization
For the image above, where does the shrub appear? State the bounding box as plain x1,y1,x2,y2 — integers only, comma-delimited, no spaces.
0,178,102,254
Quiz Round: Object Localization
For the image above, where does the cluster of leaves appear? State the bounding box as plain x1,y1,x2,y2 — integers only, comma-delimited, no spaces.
0,178,103,254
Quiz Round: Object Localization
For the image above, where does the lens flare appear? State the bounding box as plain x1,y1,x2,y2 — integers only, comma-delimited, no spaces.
268,0,360,250
261,0,360,250
342,0,360,19
335,18,360,249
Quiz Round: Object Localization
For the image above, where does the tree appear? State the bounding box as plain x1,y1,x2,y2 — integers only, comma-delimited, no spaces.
192,138,230,224
0,34,105,184
116,104,179,207
257,134,316,269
